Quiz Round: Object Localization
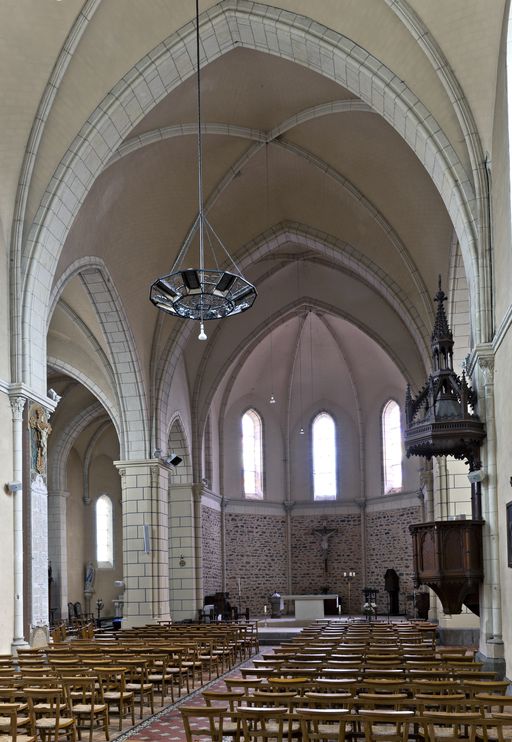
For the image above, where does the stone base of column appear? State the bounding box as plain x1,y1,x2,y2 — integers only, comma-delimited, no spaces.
11,637,29,653
122,615,157,629
479,637,504,659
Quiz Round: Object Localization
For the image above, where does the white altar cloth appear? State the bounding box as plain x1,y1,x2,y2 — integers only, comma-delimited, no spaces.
281,594,338,620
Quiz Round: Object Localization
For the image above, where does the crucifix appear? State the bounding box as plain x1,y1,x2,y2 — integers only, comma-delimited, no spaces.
313,523,337,573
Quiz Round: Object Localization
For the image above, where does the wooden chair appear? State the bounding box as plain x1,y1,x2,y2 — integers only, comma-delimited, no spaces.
420,711,483,742
146,653,173,706
122,659,154,719
202,690,246,739
357,709,414,742
24,688,76,742
235,706,288,742
295,708,350,742
0,702,36,742
61,677,109,742
93,668,134,731
179,705,226,742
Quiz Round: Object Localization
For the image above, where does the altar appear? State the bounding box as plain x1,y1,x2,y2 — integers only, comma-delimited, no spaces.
282,594,339,620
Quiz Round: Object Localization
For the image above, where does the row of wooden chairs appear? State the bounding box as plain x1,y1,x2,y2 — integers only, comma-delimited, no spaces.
180,704,508,742
178,620,508,741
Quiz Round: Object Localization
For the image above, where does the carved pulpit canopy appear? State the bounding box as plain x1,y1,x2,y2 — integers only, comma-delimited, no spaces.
404,278,485,469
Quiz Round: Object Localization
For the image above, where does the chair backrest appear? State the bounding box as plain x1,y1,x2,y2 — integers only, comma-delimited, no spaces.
179,705,226,742
295,708,350,742
61,676,98,706
224,677,263,694
0,702,20,742
94,667,128,695
202,689,245,711
236,706,288,742
302,692,354,708
421,711,483,742
249,691,298,710
25,687,66,731
358,709,414,742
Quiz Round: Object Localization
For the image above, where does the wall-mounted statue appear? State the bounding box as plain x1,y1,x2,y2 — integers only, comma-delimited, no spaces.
28,404,52,477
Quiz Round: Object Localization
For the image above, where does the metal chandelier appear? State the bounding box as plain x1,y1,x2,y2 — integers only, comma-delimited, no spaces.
149,0,257,340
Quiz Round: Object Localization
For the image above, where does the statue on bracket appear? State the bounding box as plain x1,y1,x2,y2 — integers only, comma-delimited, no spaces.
28,404,52,477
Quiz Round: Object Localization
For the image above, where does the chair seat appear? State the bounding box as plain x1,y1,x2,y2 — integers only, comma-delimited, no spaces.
36,716,75,729
0,735,35,742
0,714,30,729
126,683,153,692
103,691,133,701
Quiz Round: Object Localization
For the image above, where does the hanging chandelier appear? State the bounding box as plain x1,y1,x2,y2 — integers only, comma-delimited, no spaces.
149,0,257,340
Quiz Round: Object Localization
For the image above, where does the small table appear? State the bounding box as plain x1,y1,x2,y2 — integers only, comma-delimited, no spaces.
282,594,339,620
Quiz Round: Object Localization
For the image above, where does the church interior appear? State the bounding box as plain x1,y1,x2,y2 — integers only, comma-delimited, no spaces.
1,0,512,684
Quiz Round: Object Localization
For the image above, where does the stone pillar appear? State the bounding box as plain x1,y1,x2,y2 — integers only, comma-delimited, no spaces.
192,483,204,614
9,395,27,649
220,496,227,592
47,490,69,621
168,482,200,622
283,501,295,595
30,474,49,627
114,459,170,627
358,499,367,586
477,351,503,658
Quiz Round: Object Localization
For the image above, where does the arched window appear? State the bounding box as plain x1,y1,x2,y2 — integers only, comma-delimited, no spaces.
96,494,113,567
242,409,263,498
382,400,402,494
312,412,337,500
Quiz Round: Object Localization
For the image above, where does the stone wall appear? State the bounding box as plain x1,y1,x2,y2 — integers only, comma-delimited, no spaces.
365,505,422,614
220,505,422,617
225,513,287,616
201,505,222,597
291,514,363,613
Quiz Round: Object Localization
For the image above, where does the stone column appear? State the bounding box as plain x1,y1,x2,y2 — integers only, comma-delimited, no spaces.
283,501,295,595
477,351,503,658
9,395,27,649
168,481,200,622
114,459,170,627
220,496,227,591
47,490,69,622
357,499,367,587
192,483,204,614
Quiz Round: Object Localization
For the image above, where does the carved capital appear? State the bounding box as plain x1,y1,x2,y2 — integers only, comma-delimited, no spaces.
10,396,26,421
283,501,296,513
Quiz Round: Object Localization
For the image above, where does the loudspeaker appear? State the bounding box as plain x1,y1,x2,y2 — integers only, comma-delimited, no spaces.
143,524,151,554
